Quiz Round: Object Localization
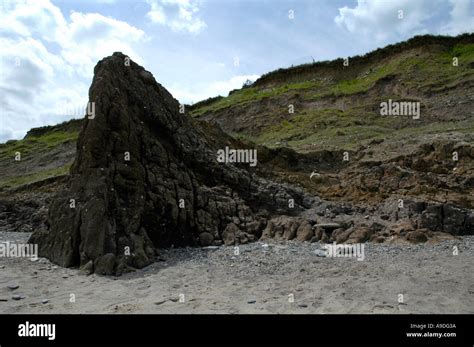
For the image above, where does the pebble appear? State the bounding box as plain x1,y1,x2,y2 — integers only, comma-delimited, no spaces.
313,249,327,257
12,294,23,300
298,304,308,308
247,300,256,304
41,299,49,304
7,283,19,290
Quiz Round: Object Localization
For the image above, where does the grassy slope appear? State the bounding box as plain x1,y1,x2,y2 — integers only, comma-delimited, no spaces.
0,120,80,189
190,38,474,152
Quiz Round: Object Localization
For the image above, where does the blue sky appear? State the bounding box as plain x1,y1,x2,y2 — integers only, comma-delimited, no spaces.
0,0,473,142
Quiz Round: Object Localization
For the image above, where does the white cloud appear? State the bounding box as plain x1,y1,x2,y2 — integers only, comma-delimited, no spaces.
0,0,146,143
334,0,440,42
441,0,474,35
169,74,260,104
146,0,207,34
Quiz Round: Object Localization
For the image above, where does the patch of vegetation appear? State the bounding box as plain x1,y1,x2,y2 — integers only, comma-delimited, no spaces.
0,164,71,189
0,129,79,160
190,80,320,117
254,107,474,152
256,108,398,150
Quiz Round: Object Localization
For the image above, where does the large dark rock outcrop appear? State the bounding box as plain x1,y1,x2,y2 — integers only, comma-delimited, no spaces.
29,53,311,274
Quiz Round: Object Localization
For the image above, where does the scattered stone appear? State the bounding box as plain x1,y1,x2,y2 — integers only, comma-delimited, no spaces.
94,253,115,276
12,294,23,300
41,299,49,304
247,300,257,304
7,283,19,290
79,260,94,275
313,249,327,257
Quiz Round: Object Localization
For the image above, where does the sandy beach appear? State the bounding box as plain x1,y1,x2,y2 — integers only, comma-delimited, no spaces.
1,231,472,314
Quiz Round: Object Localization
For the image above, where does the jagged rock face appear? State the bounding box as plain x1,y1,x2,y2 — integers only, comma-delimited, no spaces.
29,52,310,274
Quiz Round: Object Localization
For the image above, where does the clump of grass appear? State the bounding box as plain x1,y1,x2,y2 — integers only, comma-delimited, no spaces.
0,164,71,189
0,130,79,160
190,80,321,117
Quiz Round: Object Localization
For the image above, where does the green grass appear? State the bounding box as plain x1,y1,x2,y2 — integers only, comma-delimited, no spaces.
0,164,71,189
190,80,321,117
452,43,474,59
0,130,79,161
256,108,398,149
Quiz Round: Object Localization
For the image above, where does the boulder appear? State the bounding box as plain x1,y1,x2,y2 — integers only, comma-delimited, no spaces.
296,221,313,242
222,223,239,246
406,230,428,243
199,232,214,246
345,227,372,243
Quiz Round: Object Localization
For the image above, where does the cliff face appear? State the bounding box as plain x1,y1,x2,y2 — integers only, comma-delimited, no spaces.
28,53,311,275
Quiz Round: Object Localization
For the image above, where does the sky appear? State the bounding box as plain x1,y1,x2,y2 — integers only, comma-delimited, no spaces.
0,0,473,142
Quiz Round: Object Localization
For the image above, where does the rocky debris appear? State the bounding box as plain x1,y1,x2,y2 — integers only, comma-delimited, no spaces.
261,216,308,241
12,294,23,300
29,53,311,275
0,196,50,233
